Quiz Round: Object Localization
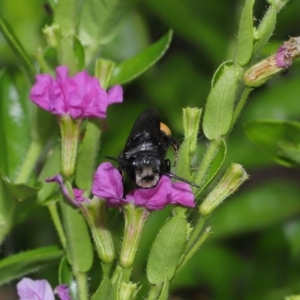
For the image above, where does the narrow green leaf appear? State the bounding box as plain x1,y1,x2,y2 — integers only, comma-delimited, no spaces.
0,70,30,180
75,120,101,194
147,216,187,285
203,63,239,140
1,173,42,201
59,256,73,284
158,277,169,300
244,120,300,167
0,14,35,82
91,277,113,300
109,30,173,86
0,246,63,285
236,0,254,66
0,175,16,244
61,201,93,273
79,0,138,46
253,0,277,55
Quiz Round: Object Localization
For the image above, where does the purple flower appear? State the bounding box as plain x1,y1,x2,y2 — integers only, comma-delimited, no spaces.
92,162,195,211
46,174,88,207
54,284,72,300
17,278,71,300
30,66,123,119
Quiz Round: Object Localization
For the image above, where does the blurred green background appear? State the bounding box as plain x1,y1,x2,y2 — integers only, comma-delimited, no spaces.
1,0,300,299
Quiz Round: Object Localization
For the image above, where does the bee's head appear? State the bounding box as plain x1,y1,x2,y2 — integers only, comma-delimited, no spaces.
130,152,163,189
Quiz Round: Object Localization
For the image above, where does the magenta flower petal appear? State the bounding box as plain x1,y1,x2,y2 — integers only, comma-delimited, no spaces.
127,176,173,210
276,46,292,69
29,66,123,119
30,74,54,111
54,284,71,300
107,85,123,105
46,175,88,207
170,182,195,208
17,278,54,300
92,162,124,206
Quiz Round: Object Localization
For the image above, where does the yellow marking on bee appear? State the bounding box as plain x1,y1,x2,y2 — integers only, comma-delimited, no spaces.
160,122,171,136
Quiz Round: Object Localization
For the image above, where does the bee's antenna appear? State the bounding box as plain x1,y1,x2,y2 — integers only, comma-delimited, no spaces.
160,171,200,188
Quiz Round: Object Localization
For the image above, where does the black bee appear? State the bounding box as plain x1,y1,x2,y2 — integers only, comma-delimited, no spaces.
106,109,198,189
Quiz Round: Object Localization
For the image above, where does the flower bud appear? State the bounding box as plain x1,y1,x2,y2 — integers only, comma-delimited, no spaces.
285,296,300,300
95,59,116,90
182,107,202,156
43,24,61,49
118,282,138,300
199,163,248,216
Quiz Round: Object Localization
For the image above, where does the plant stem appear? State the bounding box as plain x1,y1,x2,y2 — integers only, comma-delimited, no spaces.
15,139,42,183
47,201,67,249
74,270,89,300
185,215,206,253
176,227,211,275
146,283,163,300
193,139,221,197
231,87,253,127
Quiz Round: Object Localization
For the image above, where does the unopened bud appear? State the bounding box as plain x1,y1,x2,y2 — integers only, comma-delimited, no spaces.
182,107,202,155
95,59,116,90
199,163,248,216
119,282,138,300
43,24,61,49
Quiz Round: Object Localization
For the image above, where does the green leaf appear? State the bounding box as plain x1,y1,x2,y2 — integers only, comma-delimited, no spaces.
210,180,300,239
0,70,30,180
59,257,79,300
194,139,227,198
253,0,277,55
61,201,93,273
0,14,35,82
0,175,16,244
158,277,169,300
91,277,113,300
75,120,101,195
244,120,300,167
0,246,63,285
236,0,254,66
78,0,138,47
1,173,42,201
109,30,173,86
203,62,239,140
147,216,188,285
